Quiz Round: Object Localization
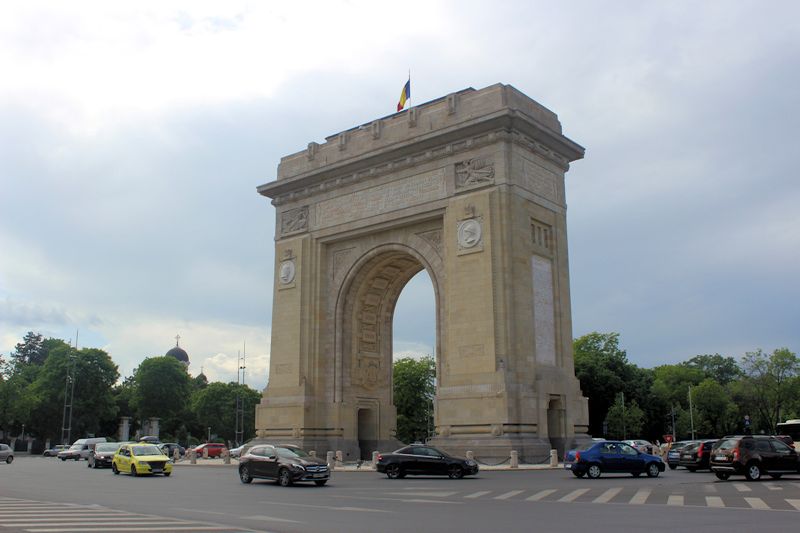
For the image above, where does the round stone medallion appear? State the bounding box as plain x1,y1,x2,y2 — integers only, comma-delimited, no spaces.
457,219,482,248
279,259,296,284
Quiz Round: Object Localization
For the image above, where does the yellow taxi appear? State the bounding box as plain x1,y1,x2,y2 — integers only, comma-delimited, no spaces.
112,443,173,477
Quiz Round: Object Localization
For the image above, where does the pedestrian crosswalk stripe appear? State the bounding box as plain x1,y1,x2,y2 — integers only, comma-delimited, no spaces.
733,483,751,492
763,483,782,491
705,496,725,508
7,521,193,528
744,497,770,510
464,491,492,499
558,488,590,502
667,495,684,506
787,499,800,511
494,490,525,500
702,484,717,493
525,489,557,501
593,487,622,503
26,527,236,532
629,488,651,505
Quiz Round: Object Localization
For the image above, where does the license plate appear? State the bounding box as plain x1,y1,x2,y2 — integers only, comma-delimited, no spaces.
151,469,163,473
715,456,726,461
313,473,326,478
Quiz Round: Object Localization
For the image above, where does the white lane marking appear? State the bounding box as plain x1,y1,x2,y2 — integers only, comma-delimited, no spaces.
786,499,800,511
386,491,459,497
1,516,144,523
744,497,770,510
262,500,392,512
763,483,782,491
593,487,622,504
629,488,651,505
0,511,130,516
558,488,590,503
494,490,525,500
526,489,558,501
702,484,717,493
240,514,302,523
706,496,725,508
10,521,199,528
667,495,684,506
173,508,229,515
733,483,751,492
26,526,236,533
464,491,491,499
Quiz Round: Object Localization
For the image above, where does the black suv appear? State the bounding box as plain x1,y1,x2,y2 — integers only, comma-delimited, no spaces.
238,445,330,486
710,435,800,481
679,439,717,471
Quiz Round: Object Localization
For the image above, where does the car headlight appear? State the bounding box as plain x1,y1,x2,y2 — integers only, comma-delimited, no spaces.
290,463,306,471
465,460,477,466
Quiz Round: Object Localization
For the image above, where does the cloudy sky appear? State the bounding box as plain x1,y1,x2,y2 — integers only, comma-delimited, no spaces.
1,1,798,391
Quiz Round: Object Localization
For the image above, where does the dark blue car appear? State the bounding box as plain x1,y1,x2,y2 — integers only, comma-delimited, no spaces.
564,440,665,479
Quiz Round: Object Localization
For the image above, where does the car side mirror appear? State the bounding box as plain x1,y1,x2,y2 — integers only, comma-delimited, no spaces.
267,455,276,460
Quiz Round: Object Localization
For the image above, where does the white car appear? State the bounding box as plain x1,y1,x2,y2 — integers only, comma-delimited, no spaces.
229,445,245,458
622,439,654,454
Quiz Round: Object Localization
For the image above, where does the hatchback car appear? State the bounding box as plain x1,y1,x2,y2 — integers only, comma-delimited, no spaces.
376,445,479,479
112,443,173,476
239,445,330,486
710,435,800,481
679,439,717,472
88,442,122,469
43,444,69,457
0,444,13,464
666,440,695,470
622,439,654,454
564,440,665,479
192,443,228,458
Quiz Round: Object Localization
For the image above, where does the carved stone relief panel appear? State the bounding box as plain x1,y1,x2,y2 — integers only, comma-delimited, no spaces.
281,206,309,236
456,216,484,255
416,229,443,257
455,158,494,190
522,158,558,203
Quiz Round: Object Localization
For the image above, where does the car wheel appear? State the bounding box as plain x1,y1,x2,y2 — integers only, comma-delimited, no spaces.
87,460,92,468
239,466,253,484
278,468,292,487
587,464,602,479
314,480,327,486
112,463,119,475
745,462,761,481
130,465,137,477
572,471,585,478
668,464,677,470
769,473,782,479
60,457,66,461
632,472,641,478
646,463,660,478
448,465,464,479
714,472,730,480
74,457,80,461
163,472,171,477
386,464,402,479
687,467,697,472
6,456,13,464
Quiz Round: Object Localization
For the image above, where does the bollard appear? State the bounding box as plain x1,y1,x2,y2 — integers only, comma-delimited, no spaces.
222,448,231,464
371,451,379,468
189,448,197,464
309,450,316,457
326,451,335,471
549,449,558,467
336,450,343,465
510,450,519,468
173,448,180,462
466,450,474,461
203,447,209,459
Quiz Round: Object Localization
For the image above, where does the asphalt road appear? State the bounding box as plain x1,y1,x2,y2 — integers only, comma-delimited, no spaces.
2,456,800,532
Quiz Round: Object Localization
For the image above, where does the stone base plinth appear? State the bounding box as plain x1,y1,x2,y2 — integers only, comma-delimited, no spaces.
428,433,592,464
244,437,404,462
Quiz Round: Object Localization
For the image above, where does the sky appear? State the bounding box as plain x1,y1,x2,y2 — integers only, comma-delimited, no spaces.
1,1,798,391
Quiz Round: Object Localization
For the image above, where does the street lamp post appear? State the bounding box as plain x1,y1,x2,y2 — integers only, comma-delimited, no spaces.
207,427,211,443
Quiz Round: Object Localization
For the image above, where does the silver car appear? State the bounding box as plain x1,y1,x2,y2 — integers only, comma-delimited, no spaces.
0,444,14,464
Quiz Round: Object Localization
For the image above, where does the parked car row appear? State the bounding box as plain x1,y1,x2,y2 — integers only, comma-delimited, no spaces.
566,434,798,482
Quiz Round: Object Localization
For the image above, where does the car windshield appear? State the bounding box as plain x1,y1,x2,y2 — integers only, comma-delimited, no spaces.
68,444,82,450
276,447,310,458
95,443,118,452
131,445,162,456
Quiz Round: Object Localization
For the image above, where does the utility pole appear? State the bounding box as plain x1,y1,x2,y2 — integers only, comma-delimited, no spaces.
234,342,246,447
622,391,627,440
688,385,696,440
60,330,78,445
671,404,677,441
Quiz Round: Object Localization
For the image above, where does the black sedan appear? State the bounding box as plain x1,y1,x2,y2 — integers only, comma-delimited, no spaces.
666,440,696,470
376,445,479,479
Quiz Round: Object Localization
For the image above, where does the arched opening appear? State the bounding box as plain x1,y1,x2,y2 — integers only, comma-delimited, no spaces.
336,243,442,458
548,396,566,457
392,270,436,445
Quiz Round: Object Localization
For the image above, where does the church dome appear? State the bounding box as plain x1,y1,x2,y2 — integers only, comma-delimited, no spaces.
166,335,190,365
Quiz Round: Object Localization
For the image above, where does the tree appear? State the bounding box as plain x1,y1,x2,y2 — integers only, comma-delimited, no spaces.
11,331,46,369
604,393,644,440
651,364,706,410
739,348,800,432
573,332,649,437
131,357,192,437
393,356,435,444
190,382,261,444
682,354,741,385
692,378,736,436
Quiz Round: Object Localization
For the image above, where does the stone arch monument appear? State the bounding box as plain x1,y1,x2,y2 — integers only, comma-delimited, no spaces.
255,83,590,461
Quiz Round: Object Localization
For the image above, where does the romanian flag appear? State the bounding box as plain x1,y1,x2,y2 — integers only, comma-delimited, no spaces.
397,77,411,112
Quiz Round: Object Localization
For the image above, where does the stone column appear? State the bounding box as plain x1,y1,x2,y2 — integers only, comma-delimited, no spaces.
118,417,131,442
148,418,160,439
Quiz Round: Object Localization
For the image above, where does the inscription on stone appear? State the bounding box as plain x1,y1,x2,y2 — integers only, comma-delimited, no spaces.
532,255,556,365
522,158,558,203
316,169,445,228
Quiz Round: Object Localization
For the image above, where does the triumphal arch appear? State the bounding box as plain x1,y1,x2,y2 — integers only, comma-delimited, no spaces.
255,84,590,461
